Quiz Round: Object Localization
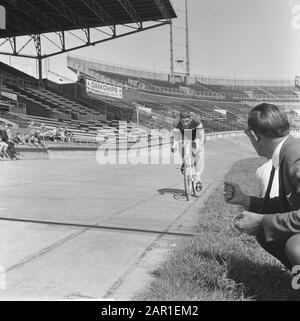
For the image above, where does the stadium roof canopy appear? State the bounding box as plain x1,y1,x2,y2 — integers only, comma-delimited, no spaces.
0,0,176,77
0,0,176,38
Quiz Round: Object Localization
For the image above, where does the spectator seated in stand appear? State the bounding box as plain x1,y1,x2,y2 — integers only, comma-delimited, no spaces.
24,133,30,144
4,124,18,160
59,127,66,142
36,123,46,142
24,133,38,145
11,132,25,159
0,123,12,159
0,137,9,159
64,127,73,143
56,126,63,142
12,132,24,145
27,121,45,146
47,128,54,142
48,127,58,142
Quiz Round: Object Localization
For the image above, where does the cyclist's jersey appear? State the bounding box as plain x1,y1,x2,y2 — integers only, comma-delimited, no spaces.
174,116,204,141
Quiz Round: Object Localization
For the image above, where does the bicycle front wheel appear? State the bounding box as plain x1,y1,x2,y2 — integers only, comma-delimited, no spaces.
184,166,193,201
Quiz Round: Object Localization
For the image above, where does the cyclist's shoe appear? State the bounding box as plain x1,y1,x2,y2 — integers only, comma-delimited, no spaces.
195,181,202,192
180,163,185,175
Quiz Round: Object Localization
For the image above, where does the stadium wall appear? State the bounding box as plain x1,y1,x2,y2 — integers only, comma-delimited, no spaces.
15,128,300,160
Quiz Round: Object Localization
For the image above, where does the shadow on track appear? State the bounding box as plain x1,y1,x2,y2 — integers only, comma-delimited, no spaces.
157,188,194,201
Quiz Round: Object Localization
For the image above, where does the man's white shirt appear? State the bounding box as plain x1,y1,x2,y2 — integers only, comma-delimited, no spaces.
255,136,289,198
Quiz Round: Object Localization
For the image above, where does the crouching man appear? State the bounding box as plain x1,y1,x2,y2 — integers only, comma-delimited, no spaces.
224,103,300,271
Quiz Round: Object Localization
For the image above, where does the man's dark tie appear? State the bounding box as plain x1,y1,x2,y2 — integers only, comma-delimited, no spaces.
259,165,276,214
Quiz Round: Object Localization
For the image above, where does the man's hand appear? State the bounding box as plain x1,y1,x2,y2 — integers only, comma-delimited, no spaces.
224,182,250,208
233,211,263,236
171,144,177,153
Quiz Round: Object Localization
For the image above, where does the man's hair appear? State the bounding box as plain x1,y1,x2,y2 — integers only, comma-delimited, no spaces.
248,103,290,138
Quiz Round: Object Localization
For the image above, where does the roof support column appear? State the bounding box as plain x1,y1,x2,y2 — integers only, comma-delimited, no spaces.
34,34,43,81
38,56,42,81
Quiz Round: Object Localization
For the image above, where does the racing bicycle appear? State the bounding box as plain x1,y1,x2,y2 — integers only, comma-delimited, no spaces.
173,140,196,201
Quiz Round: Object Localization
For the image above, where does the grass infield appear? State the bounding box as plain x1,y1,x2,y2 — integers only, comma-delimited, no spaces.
135,157,300,301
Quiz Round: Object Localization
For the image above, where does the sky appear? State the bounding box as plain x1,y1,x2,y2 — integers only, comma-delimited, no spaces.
1,0,300,82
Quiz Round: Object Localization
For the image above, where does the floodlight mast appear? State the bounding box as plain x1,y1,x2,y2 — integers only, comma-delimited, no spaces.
169,0,190,85
170,20,175,84
185,0,190,85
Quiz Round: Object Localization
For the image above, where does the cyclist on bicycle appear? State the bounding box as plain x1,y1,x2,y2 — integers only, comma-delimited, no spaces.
171,110,205,192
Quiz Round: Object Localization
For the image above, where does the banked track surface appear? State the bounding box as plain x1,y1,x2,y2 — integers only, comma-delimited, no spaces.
0,136,256,300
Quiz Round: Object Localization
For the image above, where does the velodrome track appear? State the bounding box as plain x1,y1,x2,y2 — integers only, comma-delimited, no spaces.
0,136,257,300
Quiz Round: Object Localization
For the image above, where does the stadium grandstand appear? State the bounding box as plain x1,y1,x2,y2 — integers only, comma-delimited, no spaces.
0,0,300,157
66,55,300,131
0,0,177,158
2,55,300,154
